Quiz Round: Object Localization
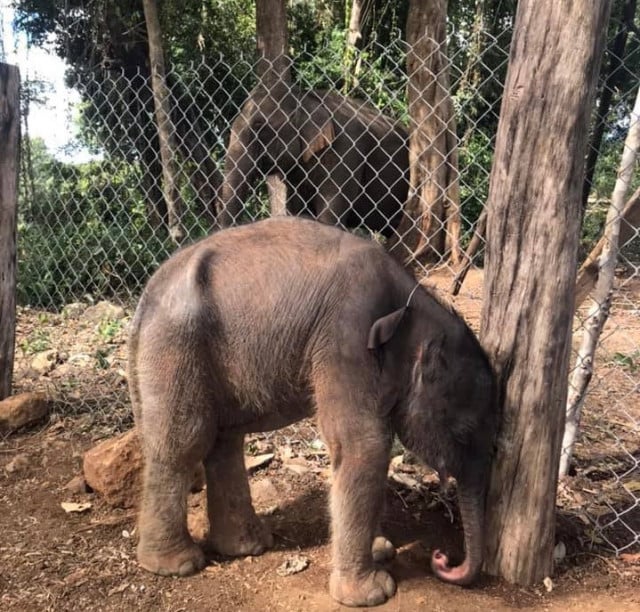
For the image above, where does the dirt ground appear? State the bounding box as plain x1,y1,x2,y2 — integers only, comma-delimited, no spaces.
2,269,639,611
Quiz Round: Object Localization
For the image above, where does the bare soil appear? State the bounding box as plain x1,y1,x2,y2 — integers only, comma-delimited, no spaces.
2,269,639,611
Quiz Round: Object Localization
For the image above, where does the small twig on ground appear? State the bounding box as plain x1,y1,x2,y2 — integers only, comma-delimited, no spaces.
75,511,136,532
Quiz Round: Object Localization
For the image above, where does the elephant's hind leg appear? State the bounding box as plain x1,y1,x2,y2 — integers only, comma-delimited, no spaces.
205,432,273,556
137,458,206,577
135,351,211,577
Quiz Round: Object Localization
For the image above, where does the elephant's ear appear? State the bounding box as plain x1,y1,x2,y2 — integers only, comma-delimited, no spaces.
297,104,335,163
368,307,407,351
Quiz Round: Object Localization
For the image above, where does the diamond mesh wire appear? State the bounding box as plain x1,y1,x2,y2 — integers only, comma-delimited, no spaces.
12,30,640,554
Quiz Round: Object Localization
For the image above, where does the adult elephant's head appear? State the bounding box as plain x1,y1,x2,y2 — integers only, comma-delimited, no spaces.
218,84,335,227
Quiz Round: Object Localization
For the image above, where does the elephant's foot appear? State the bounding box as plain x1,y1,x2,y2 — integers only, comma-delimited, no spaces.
137,540,206,577
330,568,396,607
208,516,273,557
371,536,396,563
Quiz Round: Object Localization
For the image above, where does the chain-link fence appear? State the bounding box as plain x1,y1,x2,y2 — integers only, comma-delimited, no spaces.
12,27,640,557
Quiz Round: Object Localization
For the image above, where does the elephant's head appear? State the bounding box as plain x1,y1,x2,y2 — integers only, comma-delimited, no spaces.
218,84,335,226
371,307,497,586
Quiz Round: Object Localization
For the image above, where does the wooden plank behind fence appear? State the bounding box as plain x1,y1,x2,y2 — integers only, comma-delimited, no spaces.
0,63,20,400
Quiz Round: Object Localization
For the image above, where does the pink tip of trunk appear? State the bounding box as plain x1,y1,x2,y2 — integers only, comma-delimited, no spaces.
431,549,476,586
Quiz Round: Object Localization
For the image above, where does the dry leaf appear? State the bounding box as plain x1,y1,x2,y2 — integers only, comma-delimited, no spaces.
623,480,640,492
543,576,553,592
61,501,92,514
276,554,309,576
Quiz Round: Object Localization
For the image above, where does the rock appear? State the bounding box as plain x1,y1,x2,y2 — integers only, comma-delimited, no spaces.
64,475,89,494
31,350,59,375
83,301,125,324
68,353,93,365
62,302,88,319
5,453,29,474
0,392,49,433
187,508,208,541
250,477,280,508
283,457,310,476
245,453,274,473
83,429,143,508
83,429,204,508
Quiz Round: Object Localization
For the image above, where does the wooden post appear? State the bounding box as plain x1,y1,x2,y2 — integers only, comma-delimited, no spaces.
0,63,20,400
480,1,611,585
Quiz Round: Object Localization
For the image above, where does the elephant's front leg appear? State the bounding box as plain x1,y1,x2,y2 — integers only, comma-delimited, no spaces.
205,433,274,556
320,414,396,606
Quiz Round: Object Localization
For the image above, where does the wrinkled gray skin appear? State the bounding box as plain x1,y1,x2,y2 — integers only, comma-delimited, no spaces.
217,83,409,237
129,218,496,607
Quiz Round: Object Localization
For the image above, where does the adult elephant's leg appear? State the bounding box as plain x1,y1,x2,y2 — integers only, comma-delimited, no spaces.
205,432,273,556
312,149,360,229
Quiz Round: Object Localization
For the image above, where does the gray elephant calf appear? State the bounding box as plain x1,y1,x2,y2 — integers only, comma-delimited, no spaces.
129,218,496,607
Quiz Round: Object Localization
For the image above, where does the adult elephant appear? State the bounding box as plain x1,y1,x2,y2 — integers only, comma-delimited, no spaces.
217,83,409,237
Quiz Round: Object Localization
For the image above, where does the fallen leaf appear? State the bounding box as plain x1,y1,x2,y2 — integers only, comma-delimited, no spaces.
543,576,553,592
276,554,309,576
61,501,92,514
245,453,274,472
623,480,640,492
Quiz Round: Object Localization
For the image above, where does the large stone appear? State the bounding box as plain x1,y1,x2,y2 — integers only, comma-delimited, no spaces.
83,301,126,324
83,429,205,508
0,392,49,433
31,349,60,375
83,429,143,508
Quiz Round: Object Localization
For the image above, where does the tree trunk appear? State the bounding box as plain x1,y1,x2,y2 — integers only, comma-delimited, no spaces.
480,0,611,586
255,0,291,218
392,0,461,267
574,186,640,308
451,206,486,295
0,63,20,400
560,85,640,478
582,0,637,209
142,0,185,244
255,0,291,88
343,0,369,92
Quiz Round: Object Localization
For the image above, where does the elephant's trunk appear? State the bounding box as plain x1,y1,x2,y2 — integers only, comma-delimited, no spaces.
431,480,485,586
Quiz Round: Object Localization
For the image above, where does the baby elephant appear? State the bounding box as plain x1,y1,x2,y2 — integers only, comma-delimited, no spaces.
129,217,496,607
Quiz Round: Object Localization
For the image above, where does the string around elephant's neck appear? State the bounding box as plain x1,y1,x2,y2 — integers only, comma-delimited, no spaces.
405,283,420,309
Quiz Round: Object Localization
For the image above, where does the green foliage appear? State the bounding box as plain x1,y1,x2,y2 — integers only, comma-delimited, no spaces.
19,329,52,355
611,350,640,372
18,137,176,309
96,318,124,342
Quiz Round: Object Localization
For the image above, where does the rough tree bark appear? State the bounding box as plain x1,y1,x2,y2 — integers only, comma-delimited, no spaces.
255,0,291,87
0,63,20,400
480,1,611,586
343,0,370,92
142,0,185,244
560,85,640,478
392,0,461,266
255,0,290,218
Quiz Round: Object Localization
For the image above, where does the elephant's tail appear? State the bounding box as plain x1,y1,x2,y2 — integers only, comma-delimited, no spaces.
127,300,145,426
